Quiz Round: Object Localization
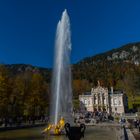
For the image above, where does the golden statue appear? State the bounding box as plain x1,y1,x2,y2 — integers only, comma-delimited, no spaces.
42,117,65,135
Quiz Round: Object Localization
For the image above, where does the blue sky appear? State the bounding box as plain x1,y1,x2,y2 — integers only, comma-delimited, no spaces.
0,0,140,68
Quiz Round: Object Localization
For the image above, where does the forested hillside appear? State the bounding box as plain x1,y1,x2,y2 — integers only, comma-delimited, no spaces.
73,42,140,98
0,42,140,117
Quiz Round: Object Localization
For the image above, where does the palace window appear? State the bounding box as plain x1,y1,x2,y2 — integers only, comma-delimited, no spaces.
84,99,88,105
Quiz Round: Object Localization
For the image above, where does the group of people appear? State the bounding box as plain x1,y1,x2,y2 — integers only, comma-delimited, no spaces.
74,111,114,124
0,116,48,127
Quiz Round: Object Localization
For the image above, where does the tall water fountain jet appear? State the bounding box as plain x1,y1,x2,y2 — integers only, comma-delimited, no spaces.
50,9,73,125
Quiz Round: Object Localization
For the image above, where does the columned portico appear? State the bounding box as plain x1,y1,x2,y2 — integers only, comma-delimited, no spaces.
91,84,109,112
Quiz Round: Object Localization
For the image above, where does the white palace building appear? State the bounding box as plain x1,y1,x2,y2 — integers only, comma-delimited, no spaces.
79,82,128,114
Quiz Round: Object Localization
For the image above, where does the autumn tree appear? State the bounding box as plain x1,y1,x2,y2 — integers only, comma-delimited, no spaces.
12,72,31,118
24,72,48,119
72,79,90,99
0,65,10,119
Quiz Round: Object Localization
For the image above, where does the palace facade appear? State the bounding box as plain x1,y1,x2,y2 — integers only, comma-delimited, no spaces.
79,83,127,114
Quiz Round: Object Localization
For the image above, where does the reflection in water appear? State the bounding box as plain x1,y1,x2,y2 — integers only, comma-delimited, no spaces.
0,126,120,140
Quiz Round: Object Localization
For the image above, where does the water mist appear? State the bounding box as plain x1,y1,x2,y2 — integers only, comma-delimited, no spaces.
50,9,73,125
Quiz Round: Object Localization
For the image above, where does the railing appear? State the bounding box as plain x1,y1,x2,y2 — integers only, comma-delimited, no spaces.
124,113,137,119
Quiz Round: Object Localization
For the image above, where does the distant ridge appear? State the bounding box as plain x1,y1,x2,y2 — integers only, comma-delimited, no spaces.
5,64,51,82
3,42,140,71
77,42,140,66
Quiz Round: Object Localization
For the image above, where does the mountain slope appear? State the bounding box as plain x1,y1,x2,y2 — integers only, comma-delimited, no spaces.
78,42,140,65
5,64,51,82
73,42,140,96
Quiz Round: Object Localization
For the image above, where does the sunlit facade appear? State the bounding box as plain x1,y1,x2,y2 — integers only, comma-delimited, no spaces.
79,84,127,114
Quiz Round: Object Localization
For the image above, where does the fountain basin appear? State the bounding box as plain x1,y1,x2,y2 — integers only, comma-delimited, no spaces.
0,125,122,140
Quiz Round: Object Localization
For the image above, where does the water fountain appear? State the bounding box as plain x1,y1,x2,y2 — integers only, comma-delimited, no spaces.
51,9,73,125
42,9,73,135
